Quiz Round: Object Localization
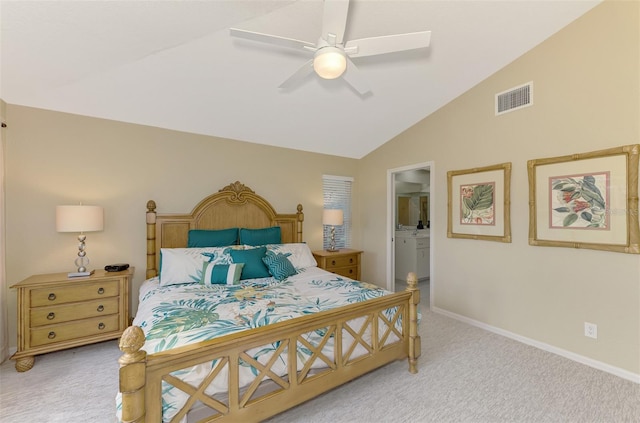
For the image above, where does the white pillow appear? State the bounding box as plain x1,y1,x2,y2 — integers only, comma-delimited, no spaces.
265,243,317,270
159,246,239,286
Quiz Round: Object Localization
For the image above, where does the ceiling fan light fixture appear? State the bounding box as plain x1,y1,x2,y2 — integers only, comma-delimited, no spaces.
313,47,347,79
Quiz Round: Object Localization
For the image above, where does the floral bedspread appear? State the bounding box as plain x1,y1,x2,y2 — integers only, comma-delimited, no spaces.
117,267,394,422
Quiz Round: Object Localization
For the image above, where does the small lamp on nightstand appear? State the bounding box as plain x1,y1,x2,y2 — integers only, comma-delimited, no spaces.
322,209,343,252
56,204,104,278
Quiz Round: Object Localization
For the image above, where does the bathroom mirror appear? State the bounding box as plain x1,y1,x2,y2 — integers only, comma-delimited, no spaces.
397,194,429,227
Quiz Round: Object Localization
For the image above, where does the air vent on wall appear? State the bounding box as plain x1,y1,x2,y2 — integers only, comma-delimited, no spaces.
495,81,533,115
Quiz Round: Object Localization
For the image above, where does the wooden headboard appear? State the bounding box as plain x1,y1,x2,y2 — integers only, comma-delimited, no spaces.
145,181,304,278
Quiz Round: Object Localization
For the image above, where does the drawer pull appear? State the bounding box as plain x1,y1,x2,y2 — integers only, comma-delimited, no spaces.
48,331,56,339
48,293,56,301
97,287,105,295
349,258,354,263
98,323,105,330
46,312,55,320
331,260,336,266
349,269,353,274
97,305,104,312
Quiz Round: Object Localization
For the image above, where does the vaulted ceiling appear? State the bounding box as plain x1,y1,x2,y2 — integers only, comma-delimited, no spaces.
0,0,601,158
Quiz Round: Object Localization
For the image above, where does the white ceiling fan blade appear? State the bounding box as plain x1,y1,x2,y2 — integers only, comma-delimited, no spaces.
341,57,370,95
345,31,431,58
230,28,316,51
321,0,350,44
278,59,315,90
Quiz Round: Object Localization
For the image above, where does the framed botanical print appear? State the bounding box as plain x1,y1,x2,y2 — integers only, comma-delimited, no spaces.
447,162,512,243
528,144,640,254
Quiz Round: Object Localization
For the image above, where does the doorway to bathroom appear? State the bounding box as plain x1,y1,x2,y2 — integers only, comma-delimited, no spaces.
387,161,434,307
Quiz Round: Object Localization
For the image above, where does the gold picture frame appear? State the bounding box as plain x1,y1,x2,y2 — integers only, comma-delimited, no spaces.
447,162,512,243
528,144,640,254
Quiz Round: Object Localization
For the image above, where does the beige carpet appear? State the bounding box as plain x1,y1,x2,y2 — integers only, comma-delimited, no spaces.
1,286,639,422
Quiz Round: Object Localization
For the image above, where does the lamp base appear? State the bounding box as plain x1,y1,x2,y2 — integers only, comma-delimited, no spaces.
68,270,94,278
325,248,340,253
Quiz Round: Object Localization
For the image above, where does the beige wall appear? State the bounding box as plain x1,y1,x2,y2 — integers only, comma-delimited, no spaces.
359,0,640,376
3,106,358,350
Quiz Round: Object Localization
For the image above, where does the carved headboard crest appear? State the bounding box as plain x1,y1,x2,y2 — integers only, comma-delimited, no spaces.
219,181,255,205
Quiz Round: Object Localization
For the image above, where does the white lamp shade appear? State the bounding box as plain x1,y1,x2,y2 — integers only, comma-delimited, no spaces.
322,209,344,226
56,205,104,233
313,47,347,80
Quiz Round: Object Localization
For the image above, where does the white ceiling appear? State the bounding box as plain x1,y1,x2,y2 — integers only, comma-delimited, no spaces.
0,0,601,159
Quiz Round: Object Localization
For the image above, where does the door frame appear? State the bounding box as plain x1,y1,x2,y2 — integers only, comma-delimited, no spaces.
386,161,434,305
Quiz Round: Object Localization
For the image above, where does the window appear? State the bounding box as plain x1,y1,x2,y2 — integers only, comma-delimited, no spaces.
322,175,353,250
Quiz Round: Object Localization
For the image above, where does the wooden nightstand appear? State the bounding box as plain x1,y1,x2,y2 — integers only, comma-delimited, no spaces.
10,267,134,372
313,249,362,280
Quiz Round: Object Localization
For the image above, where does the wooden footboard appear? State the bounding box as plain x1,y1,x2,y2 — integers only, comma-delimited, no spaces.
118,272,420,423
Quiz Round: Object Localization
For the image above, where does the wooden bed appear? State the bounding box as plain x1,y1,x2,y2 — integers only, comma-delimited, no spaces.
118,181,421,423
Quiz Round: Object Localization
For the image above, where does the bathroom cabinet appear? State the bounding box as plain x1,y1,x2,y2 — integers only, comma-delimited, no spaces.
395,235,429,281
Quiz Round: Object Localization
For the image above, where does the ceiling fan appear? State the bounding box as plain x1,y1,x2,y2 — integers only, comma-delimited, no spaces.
229,0,431,95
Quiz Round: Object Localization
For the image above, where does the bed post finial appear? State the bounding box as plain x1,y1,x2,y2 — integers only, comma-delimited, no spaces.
119,326,147,423
405,272,421,374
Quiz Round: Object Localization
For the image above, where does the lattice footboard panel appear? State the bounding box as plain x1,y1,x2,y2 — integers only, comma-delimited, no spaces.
119,291,418,423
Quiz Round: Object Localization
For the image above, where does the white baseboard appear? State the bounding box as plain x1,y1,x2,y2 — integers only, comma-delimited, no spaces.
431,306,640,384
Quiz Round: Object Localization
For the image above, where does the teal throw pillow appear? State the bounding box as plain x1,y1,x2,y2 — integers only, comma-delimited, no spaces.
230,247,270,279
262,251,297,281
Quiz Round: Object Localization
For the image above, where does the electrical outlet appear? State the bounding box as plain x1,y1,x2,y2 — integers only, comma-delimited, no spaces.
584,322,598,339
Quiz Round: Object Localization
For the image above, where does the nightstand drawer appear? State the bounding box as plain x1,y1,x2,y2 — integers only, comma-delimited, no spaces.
30,279,119,307
324,255,359,269
30,315,120,347
332,266,358,279
30,297,119,327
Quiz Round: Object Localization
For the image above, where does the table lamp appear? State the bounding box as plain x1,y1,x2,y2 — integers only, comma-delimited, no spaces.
56,204,104,277
322,209,343,252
